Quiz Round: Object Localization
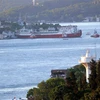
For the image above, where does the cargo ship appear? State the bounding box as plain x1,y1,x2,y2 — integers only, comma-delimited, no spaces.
16,25,82,39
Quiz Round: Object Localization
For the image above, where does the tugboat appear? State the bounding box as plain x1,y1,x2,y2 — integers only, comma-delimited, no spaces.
91,29,99,38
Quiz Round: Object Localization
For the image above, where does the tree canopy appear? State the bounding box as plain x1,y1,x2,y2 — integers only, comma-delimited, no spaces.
27,59,100,100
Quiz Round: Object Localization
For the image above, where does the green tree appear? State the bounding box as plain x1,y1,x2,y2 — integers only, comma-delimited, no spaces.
10,22,22,31
96,60,100,86
64,71,79,100
89,59,97,90
49,84,67,100
27,88,34,98
38,81,49,100
69,71,78,92
27,78,65,100
46,78,65,89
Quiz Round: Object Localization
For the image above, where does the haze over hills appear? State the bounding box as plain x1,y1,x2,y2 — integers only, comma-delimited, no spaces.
0,0,100,22
0,0,31,12
0,0,49,12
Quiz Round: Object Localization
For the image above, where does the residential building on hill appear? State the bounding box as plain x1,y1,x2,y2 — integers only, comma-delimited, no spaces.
50,69,67,79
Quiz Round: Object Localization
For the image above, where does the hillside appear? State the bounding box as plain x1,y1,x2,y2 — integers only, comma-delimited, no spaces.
0,0,100,22
0,0,48,12
0,0,32,12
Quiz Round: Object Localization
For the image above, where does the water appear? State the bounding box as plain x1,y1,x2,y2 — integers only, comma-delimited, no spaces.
0,22,100,100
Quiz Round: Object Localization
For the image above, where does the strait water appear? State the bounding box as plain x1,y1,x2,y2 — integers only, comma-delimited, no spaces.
0,22,100,100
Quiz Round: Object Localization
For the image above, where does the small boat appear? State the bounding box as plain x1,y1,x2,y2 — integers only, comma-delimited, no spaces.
91,30,99,38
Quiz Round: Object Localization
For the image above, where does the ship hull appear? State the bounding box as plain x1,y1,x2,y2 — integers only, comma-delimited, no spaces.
34,33,62,38
32,31,82,38
16,26,82,39
65,31,82,38
91,34,99,38
16,35,31,38
16,32,82,39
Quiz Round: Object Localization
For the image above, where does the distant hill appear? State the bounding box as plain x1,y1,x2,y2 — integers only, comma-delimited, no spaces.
0,0,32,12
0,0,49,12
0,0,100,22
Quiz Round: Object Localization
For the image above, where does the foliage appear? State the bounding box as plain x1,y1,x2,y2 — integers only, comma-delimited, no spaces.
27,78,65,100
84,59,100,99
89,59,97,90
27,88,34,98
0,21,22,33
10,22,22,31
49,84,67,100
27,59,100,100
96,60,100,86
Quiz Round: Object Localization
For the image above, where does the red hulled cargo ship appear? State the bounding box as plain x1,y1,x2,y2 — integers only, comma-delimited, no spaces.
16,25,82,39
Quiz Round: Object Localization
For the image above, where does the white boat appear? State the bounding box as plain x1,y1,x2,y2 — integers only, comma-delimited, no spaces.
91,30,99,38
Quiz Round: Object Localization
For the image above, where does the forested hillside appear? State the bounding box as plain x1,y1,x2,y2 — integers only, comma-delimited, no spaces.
27,60,100,100
0,0,48,12
0,0,100,22
0,0,32,12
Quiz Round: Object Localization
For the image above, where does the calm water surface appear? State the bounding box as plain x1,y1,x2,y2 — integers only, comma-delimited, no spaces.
0,22,100,100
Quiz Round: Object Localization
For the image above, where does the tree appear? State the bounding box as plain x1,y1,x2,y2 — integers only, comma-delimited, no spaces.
27,78,65,100
64,71,79,100
96,60,100,86
49,84,67,100
27,88,34,98
38,81,49,100
69,71,78,92
89,59,97,90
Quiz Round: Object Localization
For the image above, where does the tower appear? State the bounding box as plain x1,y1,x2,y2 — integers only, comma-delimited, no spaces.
32,0,35,6
79,50,95,82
